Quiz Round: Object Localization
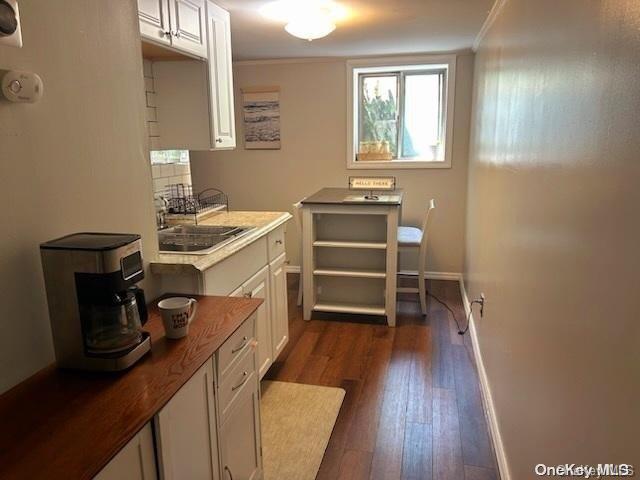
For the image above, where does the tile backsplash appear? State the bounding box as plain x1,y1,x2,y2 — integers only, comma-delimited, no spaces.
143,59,160,149
151,162,192,197
143,58,192,199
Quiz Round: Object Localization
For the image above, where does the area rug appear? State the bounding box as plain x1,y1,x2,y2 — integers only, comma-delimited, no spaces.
261,381,345,480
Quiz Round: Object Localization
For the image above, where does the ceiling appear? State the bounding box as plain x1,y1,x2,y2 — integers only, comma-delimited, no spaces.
216,0,495,60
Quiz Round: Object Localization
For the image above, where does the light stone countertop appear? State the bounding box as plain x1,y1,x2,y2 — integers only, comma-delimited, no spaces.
150,211,292,275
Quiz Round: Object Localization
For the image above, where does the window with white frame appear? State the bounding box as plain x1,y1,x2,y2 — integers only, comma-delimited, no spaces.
347,55,456,169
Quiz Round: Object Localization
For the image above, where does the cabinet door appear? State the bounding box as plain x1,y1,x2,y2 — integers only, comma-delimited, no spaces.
138,0,171,45
155,360,220,480
219,372,262,480
243,266,273,379
169,0,208,58
206,1,236,149
94,423,157,480
270,252,289,359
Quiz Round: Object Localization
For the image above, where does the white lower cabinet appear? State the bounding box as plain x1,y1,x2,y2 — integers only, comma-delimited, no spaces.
219,377,262,480
155,361,219,480
94,423,157,480
157,227,290,380
243,266,273,379
96,313,265,480
229,266,272,380
218,350,262,480
269,252,289,358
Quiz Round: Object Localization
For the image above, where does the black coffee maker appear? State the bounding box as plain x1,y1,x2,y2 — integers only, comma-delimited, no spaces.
40,233,151,371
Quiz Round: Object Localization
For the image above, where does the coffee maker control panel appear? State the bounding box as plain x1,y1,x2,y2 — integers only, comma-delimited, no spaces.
121,251,143,280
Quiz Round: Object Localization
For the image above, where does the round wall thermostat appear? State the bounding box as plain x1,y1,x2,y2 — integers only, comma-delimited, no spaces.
0,0,18,37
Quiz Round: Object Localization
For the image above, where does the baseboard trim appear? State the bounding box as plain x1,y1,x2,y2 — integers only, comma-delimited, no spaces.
397,270,462,281
285,265,301,274
459,279,511,480
285,265,462,281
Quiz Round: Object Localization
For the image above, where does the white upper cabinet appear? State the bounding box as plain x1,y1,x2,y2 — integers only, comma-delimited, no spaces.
206,2,236,149
138,0,207,59
140,0,236,151
170,0,208,58
138,0,171,46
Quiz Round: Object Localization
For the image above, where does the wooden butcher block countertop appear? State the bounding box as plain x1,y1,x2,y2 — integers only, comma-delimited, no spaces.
0,295,261,480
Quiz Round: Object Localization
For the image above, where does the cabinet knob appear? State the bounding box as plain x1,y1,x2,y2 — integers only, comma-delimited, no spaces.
216,138,223,143
243,292,252,298
225,466,234,480
162,30,171,38
174,30,181,38
275,239,283,245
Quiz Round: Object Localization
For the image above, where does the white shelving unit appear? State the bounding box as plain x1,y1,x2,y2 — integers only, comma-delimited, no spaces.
301,189,402,327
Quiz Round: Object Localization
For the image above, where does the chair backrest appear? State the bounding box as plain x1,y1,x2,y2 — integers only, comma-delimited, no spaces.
419,199,436,260
292,199,304,236
293,199,305,268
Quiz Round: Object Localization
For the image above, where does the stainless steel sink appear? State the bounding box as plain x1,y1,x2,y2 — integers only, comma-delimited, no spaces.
158,225,255,254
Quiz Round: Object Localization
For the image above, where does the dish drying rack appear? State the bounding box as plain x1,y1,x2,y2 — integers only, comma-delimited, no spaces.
160,184,228,224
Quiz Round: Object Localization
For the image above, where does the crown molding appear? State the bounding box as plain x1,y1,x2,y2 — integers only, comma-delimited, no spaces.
473,0,509,52
233,49,474,67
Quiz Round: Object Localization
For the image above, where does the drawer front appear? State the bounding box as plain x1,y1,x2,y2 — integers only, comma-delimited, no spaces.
216,313,256,382
202,237,267,296
267,225,286,261
218,347,256,420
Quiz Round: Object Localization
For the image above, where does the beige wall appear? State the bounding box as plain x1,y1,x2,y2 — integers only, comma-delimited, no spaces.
0,1,158,393
190,54,475,274
466,0,640,477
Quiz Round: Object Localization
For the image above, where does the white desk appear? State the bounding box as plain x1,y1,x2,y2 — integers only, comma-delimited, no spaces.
301,187,403,327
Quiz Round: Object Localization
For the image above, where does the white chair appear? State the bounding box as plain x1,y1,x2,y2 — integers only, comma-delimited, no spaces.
397,199,436,315
293,199,305,306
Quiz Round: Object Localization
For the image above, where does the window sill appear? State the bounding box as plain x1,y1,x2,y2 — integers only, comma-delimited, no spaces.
347,159,451,170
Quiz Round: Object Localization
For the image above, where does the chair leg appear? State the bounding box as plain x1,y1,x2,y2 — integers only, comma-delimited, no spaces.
297,271,303,307
418,265,427,316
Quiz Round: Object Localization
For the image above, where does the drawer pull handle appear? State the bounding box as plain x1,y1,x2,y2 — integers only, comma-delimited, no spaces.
275,239,283,245
232,371,249,391
231,336,248,354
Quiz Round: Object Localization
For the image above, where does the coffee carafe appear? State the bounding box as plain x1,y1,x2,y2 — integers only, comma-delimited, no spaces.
81,287,148,356
40,233,151,371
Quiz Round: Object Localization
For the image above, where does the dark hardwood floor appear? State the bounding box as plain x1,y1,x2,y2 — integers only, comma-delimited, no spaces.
264,275,500,480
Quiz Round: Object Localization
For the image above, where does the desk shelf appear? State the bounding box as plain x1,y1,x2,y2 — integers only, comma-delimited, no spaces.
313,240,387,250
301,199,400,326
313,302,386,316
313,267,387,279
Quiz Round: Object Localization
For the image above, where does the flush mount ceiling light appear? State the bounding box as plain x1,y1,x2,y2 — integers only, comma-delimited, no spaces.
260,0,346,41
